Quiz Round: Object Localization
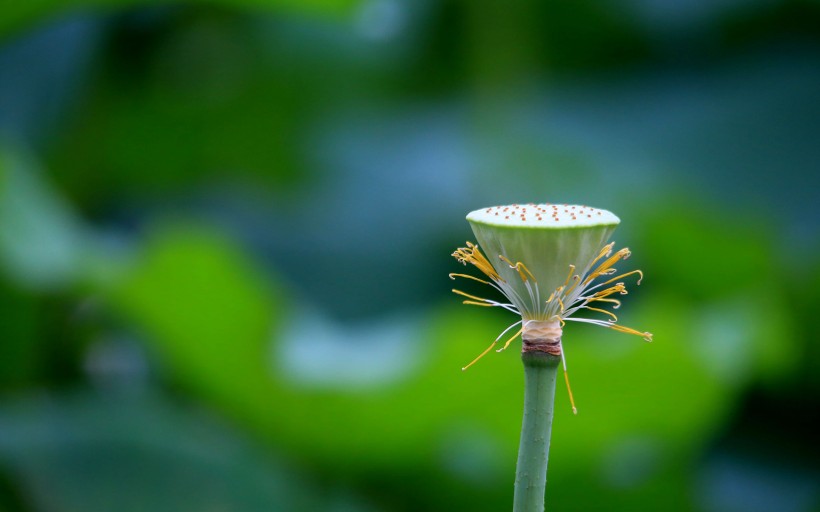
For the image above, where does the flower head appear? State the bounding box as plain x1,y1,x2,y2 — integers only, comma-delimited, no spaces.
451,203,652,413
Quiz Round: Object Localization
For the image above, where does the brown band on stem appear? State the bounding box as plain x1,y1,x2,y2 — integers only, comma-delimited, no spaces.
521,320,563,356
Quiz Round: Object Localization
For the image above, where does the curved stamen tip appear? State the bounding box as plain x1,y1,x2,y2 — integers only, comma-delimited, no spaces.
643,332,653,342
572,406,578,415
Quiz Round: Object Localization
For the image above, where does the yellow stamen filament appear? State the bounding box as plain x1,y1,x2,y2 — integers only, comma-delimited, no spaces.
591,283,627,299
608,324,653,342
449,273,491,285
597,269,644,287
498,256,537,283
496,326,524,352
452,289,494,303
587,297,621,308
563,369,578,415
461,339,498,371
497,254,515,267
584,306,618,321
516,262,537,283
562,274,582,297
461,300,497,307
559,265,576,289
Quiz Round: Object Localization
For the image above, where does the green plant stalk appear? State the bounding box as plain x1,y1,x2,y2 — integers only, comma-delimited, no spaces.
513,350,561,512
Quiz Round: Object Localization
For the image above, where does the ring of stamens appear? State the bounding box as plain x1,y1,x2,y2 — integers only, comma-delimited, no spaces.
450,239,653,413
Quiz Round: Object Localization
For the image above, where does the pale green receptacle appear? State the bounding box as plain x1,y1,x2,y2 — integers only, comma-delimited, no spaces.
467,212,618,318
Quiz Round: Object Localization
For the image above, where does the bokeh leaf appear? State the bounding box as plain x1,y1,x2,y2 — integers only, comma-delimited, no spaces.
0,149,86,290
0,393,320,512
0,0,359,41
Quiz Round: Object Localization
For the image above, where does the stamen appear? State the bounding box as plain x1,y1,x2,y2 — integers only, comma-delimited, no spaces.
590,283,627,299
608,324,653,341
452,242,503,282
496,326,524,352
461,340,498,371
561,348,578,415
449,273,491,285
461,300,519,314
564,371,578,415
451,234,650,388
583,248,630,285
498,255,537,283
563,317,616,327
461,318,523,369
559,265,576,290
452,289,494,303
563,275,582,297
587,242,615,270
583,306,618,321
586,297,622,309
495,319,524,341
515,262,537,283
461,300,496,307
532,281,544,317
597,269,644,288
522,279,538,316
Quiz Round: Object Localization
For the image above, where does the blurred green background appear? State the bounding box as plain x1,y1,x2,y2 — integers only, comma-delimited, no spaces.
0,0,818,511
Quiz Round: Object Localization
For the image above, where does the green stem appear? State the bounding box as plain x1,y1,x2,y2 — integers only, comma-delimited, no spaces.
513,351,560,512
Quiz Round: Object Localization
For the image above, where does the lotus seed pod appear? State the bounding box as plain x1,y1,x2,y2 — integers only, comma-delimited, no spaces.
466,203,620,320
